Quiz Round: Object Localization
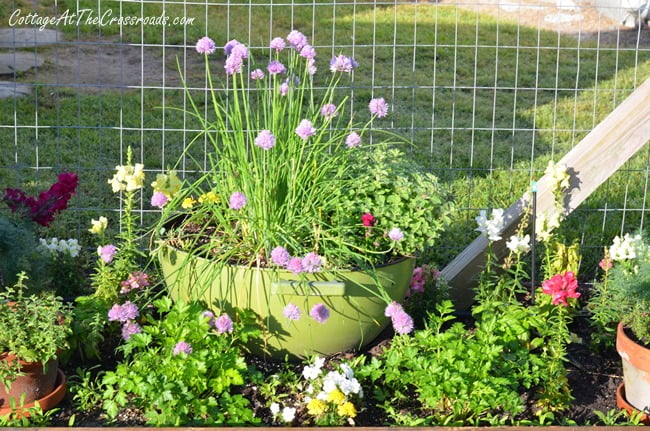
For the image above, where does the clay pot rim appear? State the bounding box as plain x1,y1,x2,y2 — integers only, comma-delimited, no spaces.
616,321,650,371
616,383,650,425
0,368,66,418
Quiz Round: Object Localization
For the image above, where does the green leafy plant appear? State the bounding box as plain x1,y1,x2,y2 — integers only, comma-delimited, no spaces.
0,272,72,389
99,297,261,426
589,232,650,346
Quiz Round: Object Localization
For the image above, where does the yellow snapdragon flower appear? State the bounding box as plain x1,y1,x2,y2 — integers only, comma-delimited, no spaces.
182,197,197,209
326,389,346,405
306,398,326,416
151,171,182,198
108,163,145,193
337,401,357,418
88,216,108,235
198,191,220,204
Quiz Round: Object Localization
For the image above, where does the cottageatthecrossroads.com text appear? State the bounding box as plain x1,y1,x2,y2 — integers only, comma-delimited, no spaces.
8,8,196,31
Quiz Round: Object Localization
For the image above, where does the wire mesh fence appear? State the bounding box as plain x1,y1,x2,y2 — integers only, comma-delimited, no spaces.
0,0,649,273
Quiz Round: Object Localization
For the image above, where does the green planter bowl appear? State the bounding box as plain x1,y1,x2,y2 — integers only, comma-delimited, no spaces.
158,245,414,358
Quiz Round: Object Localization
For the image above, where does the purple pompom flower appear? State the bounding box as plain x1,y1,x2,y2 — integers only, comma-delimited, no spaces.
251,68,265,80
295,119,316,140
301,252,322,273
369,97,389,118
280,82,289,96
215,313,234,334
255,130,276,150
286,257,303,274
329,55,358,73
270,37,286,52
97,244,118,264
320,103,337,120
388,227,404,242
271,246,291,266
307,59,317,75
195,36,216,54
283,303,301,321
151,191,168,208
391,310,414,335
267,60,286,75
121,321,142,340
300,44,316,60
310,303,330,324
223,39,240,56
225,54,244,75
229,191,247,210
173,341,193,356
203,310,216,327
287,30,308,50
345,132,361,148
384,301,404,318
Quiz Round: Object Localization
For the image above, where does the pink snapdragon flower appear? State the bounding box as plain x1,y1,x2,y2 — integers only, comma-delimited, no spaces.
98,244,118,263
120,271,150,294
150,191,168,208
541,271,580,306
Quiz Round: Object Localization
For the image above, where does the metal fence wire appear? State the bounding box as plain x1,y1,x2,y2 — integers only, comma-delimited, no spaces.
0,0,649,273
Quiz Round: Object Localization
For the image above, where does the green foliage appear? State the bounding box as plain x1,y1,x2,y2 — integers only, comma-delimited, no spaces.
0,400,57,427
0,216,48,289
0,273,72,365
99,297,260,426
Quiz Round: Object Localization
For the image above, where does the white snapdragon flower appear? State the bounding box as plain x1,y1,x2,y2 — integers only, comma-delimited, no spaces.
506,234,531,254
545,160,570,191
475,208,505,241
610,233,644,261
269,402,280,416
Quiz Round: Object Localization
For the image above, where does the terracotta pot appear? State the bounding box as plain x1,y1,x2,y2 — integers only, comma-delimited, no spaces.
0,368,66,418
616,383,650,425
0,353,58,409
616,321,650,416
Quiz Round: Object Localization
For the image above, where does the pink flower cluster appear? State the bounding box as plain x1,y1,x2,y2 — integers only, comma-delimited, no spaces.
384,301,414,335
270,246,322,274
120,271,150,294
3,172,78,227
108,301,142,340
407,265,441,297
541,271,580,306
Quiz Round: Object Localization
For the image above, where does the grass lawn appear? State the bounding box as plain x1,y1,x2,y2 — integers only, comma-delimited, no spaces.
1,0,649,275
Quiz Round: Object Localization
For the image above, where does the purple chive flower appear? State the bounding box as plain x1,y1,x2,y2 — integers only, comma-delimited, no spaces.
270,37,286,52
388,227,405,242
310,303,330,324
121,320,142,340
98,244,118,264
295,119,316,140
391,310,414,335
151,191,168,208
225,55,244,75
384,301,404,318
271,246,291,266
320,103,337,120
287,30,308,50
283,303,301,321
369,97,389,118
215,314,234,334
307,59,317,75
286,257,304,274
329,54,357,73
300,44,316,60
173,341,193,356
251,68,265,80
255,130,276,150
203,310,216,327
267,60,286,75
120,301,140,321
345,132,361,148
301,252,322,273
280,82,289,96
231,43,250,59
223,39,240,56
229,191,247,210
195,36,216,54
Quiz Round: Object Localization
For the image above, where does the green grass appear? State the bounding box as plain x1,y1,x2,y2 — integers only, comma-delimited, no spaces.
0,1,649,276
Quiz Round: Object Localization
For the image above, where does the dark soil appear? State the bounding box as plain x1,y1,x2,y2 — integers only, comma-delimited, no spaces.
47,307,624,427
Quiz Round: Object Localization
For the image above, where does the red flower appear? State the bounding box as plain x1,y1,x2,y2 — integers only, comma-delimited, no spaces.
361,212,376,227
541,271,580,306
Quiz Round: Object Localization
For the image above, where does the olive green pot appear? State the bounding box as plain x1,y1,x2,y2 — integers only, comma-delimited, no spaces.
158,245,414,358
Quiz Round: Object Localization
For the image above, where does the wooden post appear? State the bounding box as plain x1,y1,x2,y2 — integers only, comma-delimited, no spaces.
442,77,650,311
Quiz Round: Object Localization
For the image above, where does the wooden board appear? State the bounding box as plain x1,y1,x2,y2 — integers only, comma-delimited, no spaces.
442,77,650,311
